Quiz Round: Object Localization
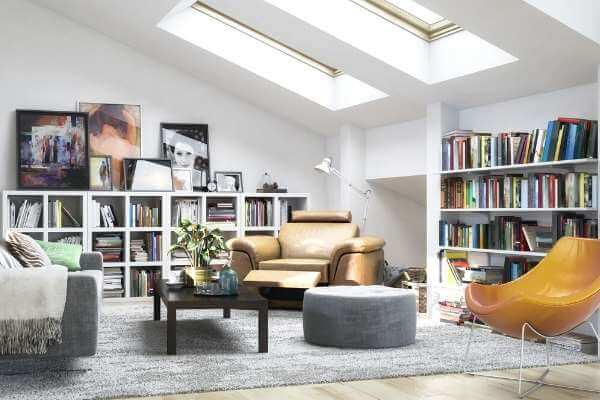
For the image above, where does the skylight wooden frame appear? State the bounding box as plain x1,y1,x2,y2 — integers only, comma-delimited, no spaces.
351,0,463,41
192,2,344,77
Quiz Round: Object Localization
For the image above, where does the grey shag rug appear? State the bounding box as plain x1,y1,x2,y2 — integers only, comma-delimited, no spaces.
0,301,596,400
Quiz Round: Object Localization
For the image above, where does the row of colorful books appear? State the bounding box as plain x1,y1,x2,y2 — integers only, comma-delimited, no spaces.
129,204,160,227
440,215,596,251
131,269,160,297
245,198,274,227
441,118,598,171
441,172,597,209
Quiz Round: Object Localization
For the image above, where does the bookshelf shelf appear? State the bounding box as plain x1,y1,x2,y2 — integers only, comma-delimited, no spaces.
440,158,598,175
2,190,309,299
441,208,597,213
440,246,547,257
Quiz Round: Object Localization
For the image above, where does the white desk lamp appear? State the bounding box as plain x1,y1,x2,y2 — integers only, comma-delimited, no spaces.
314,157,372,231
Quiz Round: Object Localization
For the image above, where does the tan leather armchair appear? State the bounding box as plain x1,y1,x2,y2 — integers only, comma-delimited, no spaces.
227,211,385,285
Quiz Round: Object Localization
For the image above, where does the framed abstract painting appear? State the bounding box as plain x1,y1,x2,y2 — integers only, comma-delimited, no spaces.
79,102,141,190
17,110,89,190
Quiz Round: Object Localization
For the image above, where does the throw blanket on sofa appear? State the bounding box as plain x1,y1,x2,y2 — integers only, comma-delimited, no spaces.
0,265,68,354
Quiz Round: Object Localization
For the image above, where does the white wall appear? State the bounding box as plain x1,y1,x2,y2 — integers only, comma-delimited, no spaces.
0,0,327,207
365,119,426,179
459,83,598,131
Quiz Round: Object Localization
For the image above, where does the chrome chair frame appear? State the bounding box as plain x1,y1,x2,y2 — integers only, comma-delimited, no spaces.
463,317,600,398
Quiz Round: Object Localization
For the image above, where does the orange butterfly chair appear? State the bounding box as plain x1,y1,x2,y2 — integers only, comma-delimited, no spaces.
463,237,600,398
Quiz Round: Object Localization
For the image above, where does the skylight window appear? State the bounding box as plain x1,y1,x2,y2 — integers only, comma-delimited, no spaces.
263,0,518,84
350,0,462,41
158,2,387,110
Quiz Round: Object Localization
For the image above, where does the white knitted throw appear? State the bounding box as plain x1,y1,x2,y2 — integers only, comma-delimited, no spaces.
0,265,68,354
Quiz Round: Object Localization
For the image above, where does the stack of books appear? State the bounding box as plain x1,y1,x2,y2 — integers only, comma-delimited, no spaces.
94,234,123,262
172,199,199,226
10,200,42,228
441,118,598,171
130,233,162,262
131,269,160,297
91,200,119,228
206,200,236,228
441,172,597,209
245,198,273,227
48,200,80,228
129,204,160,227
439,300,472,325
103,267,124,298
130,239,148,262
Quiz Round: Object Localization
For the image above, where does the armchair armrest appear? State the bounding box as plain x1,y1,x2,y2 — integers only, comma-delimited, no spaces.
330,236,385,272
226,236,281,269
79,252,103,271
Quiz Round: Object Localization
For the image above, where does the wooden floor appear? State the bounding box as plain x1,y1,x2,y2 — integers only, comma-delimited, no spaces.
123,363,599,400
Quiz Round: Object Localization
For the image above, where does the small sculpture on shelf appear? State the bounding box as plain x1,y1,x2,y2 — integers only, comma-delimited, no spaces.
257,172,287,193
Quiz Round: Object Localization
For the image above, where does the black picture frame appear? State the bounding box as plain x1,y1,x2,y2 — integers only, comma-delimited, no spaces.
214,171,243,193
160,123,209,191
89,155,113,191
17,109,89,190
123,158,174,192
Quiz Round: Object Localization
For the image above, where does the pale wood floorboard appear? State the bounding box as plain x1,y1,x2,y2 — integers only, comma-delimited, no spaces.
122,363,600,400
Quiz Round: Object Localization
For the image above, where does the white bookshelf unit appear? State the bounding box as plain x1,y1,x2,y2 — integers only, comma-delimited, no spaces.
425,99,600,333
2,191,309,299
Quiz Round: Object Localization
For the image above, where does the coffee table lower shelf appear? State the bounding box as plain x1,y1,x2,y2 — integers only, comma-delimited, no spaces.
153,280,269,355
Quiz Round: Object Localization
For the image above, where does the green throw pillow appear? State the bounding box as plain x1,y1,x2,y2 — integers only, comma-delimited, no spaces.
35,241,82,271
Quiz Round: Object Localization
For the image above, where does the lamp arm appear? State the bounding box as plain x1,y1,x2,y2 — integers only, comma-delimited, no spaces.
330,167,370,199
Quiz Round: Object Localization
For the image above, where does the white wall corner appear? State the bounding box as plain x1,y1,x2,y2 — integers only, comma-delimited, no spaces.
426,102,458,317
338,124,368,230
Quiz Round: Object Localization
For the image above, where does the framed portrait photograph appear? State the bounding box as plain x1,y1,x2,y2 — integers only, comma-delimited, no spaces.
172,168,193,192
79,102,141,190
123,158,173,192
17,110,89,190
161,123,209,191
215,171,243,193
89,155,112,191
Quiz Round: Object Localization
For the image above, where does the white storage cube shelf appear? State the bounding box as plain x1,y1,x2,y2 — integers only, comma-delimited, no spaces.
1,191,309,299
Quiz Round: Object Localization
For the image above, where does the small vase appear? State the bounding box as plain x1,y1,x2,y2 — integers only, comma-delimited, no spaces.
219,263,239,295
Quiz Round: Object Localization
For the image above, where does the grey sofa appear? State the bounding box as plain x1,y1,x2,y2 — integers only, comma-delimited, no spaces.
2,252,103,358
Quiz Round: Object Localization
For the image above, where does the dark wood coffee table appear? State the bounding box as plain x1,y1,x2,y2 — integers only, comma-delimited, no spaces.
153,280,269,355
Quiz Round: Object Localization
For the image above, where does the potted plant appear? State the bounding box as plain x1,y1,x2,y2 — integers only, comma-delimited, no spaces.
168,219,227,288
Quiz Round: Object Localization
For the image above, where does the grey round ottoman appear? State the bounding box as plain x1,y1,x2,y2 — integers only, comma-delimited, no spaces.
303,285,416,348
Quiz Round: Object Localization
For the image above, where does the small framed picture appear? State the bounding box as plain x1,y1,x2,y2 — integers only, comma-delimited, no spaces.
215,171,243,192
172,168,193,192
123,158,173,192
89,155,113,191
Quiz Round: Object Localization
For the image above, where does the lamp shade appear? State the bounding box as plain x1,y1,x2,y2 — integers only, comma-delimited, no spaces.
314,157,333,174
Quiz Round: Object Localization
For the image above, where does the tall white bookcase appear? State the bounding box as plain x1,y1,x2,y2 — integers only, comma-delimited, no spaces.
1,191,309,299
425,98,600,334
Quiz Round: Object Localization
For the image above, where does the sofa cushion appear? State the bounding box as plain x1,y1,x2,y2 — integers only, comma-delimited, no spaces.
6,231,51,268
278,223,359,259
259,258,329,283
0,242,23,269
36,240,82,272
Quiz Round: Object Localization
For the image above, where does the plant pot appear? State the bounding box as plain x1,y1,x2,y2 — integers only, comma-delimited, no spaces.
185,267,212,288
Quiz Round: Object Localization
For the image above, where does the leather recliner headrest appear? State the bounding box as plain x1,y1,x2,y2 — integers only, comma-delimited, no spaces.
291,210,352,223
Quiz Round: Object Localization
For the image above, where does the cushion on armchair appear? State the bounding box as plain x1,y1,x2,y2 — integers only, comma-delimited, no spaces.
259,258,330,283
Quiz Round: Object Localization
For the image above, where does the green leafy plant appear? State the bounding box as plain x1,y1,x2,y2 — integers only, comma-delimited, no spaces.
168,219,227,269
